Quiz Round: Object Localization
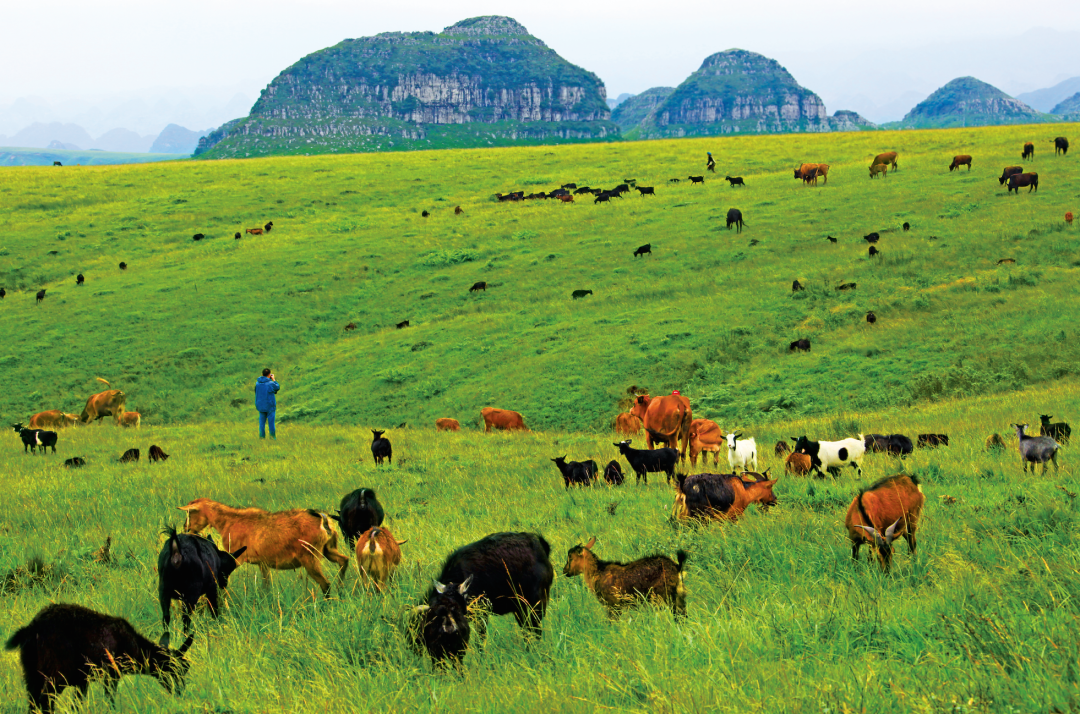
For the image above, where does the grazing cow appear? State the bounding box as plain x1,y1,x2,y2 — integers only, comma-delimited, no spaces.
1013,423,1060,473
863,433,913,456
455,206,463,215
430,532,554,638
826,235,837,243
245,227,263,235
53,161,62,166
634,243,652,257
149,445,169,462
344,322,357,331
119,448,140,463
469,281,487,292
1039,414,1071,444
869,164,888,179
264,221,273,233
331,488,384,547
558,194,574,203
689,418,725,467
594,192,611,204
612,184,631,196
192,233,204,241
563,538,687,618
29,411,78,429
673,470,778,522
234,232,241,239
1053,137,1069,155
602,460,625,485
845,474,924,572
36,289,46,303
870,152,899,171
725,176,745,187
119,262,127,270
774,440,790,457
985,433,1007,450
1067,212,1074,223
421,210,430,217
726,208,745,232
785,452,812,475
562,183,577,189
635,186,655,196
180,498,350,595
791,434,866,477
481,407,528,432
80,389,126,424
863,232,880,243
552,456,596,488
916,433,950,448
688,175,705,184
5,603,193,714
76,273,84,285
1007,172,1038,193
869,246,880,257
725,432,758,472
802,166,820,186
794,163,829,184
613,439,679,484
789,338,811,352
370,429,392,465
355,526,406,590
837,282,857,291
629,392,692,456
572,289,593,299
396,320,410,329
12,425,58,454
436,418,460,431
412,577,472,664
573,186,594,195
1022,142,1034,160
949,155,972,171
64,456,86,467
792,280,804,292
120,411,141,428
0,287,5,298
614,412,643,435
866,311,877,324
903,222,910,231
158,527,246,638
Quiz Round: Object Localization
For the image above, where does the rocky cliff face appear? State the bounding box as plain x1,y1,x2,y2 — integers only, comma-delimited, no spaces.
611,87,673,132
897,77,1044,128
197,16,615,158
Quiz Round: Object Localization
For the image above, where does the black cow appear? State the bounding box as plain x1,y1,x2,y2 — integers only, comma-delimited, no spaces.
76,273,84,285
669,178,681,183
594,192,611,204
634,243,652,258
725,176,745,187
13,425,58,454
636,186,655,196
726,208,745,232
551,456,596,488
371,430,392,465
688,176,705,184
192,233,204,241
613,439,678,484
612,184,631,196
789,338,811,352
52,161,62,166
998,166,1024,186
119,262,127,270
869,246,880,257
561,183,577,189
792,280,804,292
396,320,410,329
863,232,880,243
421,210,430,217
826,236,837,243
35,289,46,303
572,289,593,299
1054,137,1069,156
573,186,594,195
903,222,910,231
1007,172,1038,194
602,460,625,485
469,281,487,292
866,311,877,324
158,527,246,638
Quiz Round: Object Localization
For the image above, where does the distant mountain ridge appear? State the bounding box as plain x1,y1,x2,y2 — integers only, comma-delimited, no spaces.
1016,76,1080,113
892,77,1046,128
1,121,208,155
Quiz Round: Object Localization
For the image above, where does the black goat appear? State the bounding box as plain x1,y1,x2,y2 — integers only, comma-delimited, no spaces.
603,460,625,485
412,576,473,664
371,429,392,465
158,527,246,639
552,456,595,488
613,439,678,484
330,487,385,546
634,243,652,257
1040,414,1071,444
13,424,58,454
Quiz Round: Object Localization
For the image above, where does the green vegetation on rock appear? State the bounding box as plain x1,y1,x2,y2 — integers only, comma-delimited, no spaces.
611,87,674,132
890,76,1048,129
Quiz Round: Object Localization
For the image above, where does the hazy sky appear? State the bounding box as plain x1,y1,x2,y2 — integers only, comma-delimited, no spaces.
2,0,1079,129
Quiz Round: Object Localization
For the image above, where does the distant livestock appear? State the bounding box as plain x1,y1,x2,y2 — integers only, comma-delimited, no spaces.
481,407,528,432
36,289,46,303
1039,414,1071,444
870,152,899,170
792,280,804,292
1022,142,1034,159
572,289,593,299
562,537,687,618
845,474,924,572
76,273,84,285
245,227,263,235
826,236,837,243
469,281,487,292
234,232,241,239
869,164,888,178
264,221,273,232
794,163,829,184
863,232,880,243
635,186,655,196
725,176,745,187
726,208,745,232
869,246,880,257
789,338,811,352
916,433,950,448
1007,172,1038,193
53,161,62,166
455,206,463,215
192,233,204,241
903,222,910,231
421,210,430,217
119,262,127,270
1013,423,1060,473
370,429,392,465
863,433,913,457
792,435,866,477
395,320,410,328
1053,137,1069,155
866,311,877,324
674,471,778,522
614,412,643,435
436,418,460,431
634,243,652,257
119,448,140,463
999,166,1024,185
29,411,78,429
836,282,857,291
949,155,973,171
688,176,705,184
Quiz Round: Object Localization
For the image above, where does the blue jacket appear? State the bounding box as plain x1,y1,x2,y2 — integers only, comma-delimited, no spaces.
255,376,280,412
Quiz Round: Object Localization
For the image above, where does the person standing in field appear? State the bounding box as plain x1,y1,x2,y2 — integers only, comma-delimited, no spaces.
255,368,280,439
706,152,716,173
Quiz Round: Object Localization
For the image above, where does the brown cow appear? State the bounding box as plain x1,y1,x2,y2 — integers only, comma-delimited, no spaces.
869,164,888,179
28,410,79,429
870,152,898,171
949,155,972,171
614,412,643,436
80,390,126,424
480,407,528,432
435,418,460,432
120,411,141,428
688,418,725,467
794,163,829,184
1022,142,1034,160
245,227,264,235
180,498,350,595
629,392,692,459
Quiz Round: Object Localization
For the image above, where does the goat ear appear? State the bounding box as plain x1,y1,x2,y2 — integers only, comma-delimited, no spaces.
434,581,447,594
459,575,473,594
585,536,596,549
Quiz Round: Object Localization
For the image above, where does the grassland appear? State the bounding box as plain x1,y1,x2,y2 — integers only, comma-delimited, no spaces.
0,148,179,168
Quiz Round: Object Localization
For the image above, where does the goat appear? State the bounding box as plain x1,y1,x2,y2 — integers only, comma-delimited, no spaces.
985,433,1007,450
149,445,169,462
264,221,273,232
158,527,245,639
613,439,678,484
774,440,791,457
5,603,192,714
411,576,472,664
792,279,804,292
455,206,463,215
1012,423,1060,474
469,281,487,292
863,433,913,457
725,176,745,187
76,273,85,285
12,424,58,454
572,289,593,299
192,233,204,241
784,452,812,475
355,526,406,591
866,311,877,324
634,243,652,257
64,456,86,467
792,435,865,477
330,487,384,547
725,432,757,472
845,474,924,572
179,498,350,595
119,262,127,270
674,470,777,521
1040,414,1071,444
917,433,949,448
395,320,409,329
371,429,392,465
602,460,625,485
562,537,687,618
119,448,140,463
36,289,46,303
789,338,811,352
551,456,596,488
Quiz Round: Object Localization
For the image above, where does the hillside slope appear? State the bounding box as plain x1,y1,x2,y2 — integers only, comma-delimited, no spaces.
2,123,1079,429
894,77,1046,129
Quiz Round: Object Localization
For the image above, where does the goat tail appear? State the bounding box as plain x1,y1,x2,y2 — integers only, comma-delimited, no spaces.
5,625,31,651
95,377,111,386
676,550,688,571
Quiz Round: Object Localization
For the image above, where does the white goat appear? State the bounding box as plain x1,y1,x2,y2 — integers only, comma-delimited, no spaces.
726,432,758,472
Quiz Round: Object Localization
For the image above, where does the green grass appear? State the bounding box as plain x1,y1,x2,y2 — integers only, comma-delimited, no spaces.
0,148,181,167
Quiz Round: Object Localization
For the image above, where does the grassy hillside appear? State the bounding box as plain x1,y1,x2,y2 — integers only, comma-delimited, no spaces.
1,123,1078,430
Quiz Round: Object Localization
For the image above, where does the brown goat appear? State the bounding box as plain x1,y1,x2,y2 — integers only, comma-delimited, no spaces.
562,537,687,617
673,471,778,522
354,526,406,591
844,474,924,572
784,452,812,475
985,433,1007,450
179,498,349,595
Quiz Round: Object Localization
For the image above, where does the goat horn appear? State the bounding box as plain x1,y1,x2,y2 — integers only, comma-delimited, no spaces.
884,518,903,541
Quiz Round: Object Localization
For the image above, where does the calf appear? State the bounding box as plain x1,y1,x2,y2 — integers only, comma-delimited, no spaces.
602,460,625,485
789,338,811,352
435,418,460,431
120,411,141,428
572,289,593,299
149,445,169,462
999,165,1024,185
395,320,410,329
552,456,596,488
469,281,487,292
594,192,612,204
916,433,949,448
370,429,392,465
158,526,246,638
558,194,574,203
845,474,924,572
245,227,263,235
355,526,406,590
791,435,866,477
331,487,384,547
1039,414,1071,444
689,418,725,467
725,175,745,187
180,498,350,595
674,470,778,521
1007,172,1038,193
635,186,655,196
1013,423,1060,473
119,448,140,463
784,452,812,475
563,537,687,618
1022,142,1034,160
869,164,888,178
726,208,745,232
5,603,193,714
688,175,705,184
949,155,973,171
634,243,652,257
12,425,58,454
725,432,757,472
802,167,820,186
614,439,679,484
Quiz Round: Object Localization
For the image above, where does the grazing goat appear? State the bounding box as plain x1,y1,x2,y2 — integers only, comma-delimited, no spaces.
331,487,384,546
370,429,392,465
863,232,880,243
5,603,192,714
119,262,127,270
572,289,593,299
726,208,745,232
774,440,790,457
602,460,625,485
395,320,409,329
792,279,804,292
355,526,406,590
180,498,350,595
119,448,140,463
789,338,811,352
234,232,241,239
869,246,880,257
845,474,924,572
76,273,85,285
1040,414,1071,444
149,445,169,462
412,576,472,664
917,433,949,448
614,439,678,484
903,222,910,231
12,425,58,454
563,537,687,618
158,527,245,638
866,311,877,324
36,289,46,303
469,281,487,292
1012,423,1060,473
688,175,705,184
674,470,778,521
725,432,757,472
552,456,596,488
725,176,745,187
634,243,652,257
792,435,865,477
192,233,204,241
64,456,86,467
785,452,812,475
863,433,913,457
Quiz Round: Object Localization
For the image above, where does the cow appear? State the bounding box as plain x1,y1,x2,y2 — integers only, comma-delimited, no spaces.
1022,142,1034,160
572,289,593,299
789,338,811,352
558,194,574,203
726,208,745,232
245,227,264,235
614,412,643,435
80,389,126,424
192,233,205,241
870,152,898,171
998,166,1024,185
1054,137,1069,156
480,407,528,432
120,411,141,428
688,418,725,467
28,411,79,429
688,176,705,184
64,456,86,467
802,167,820,186
869,164,888,179
635,186,655,196
436,418,460,431
396,320,410,328
629,392,692,458
725,176,745,187
76,273,85,285
826,236,837,243
561,183,577,189
1007,172,1038,194
469,281,487,292
52,160,62,166
949,155,972,171
594,192,611,204
634,243,652,257
36,289,46,303
13,425,58,454
119,262,127,270
864,232,880,243
794,163,829,184
455,206,464,215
